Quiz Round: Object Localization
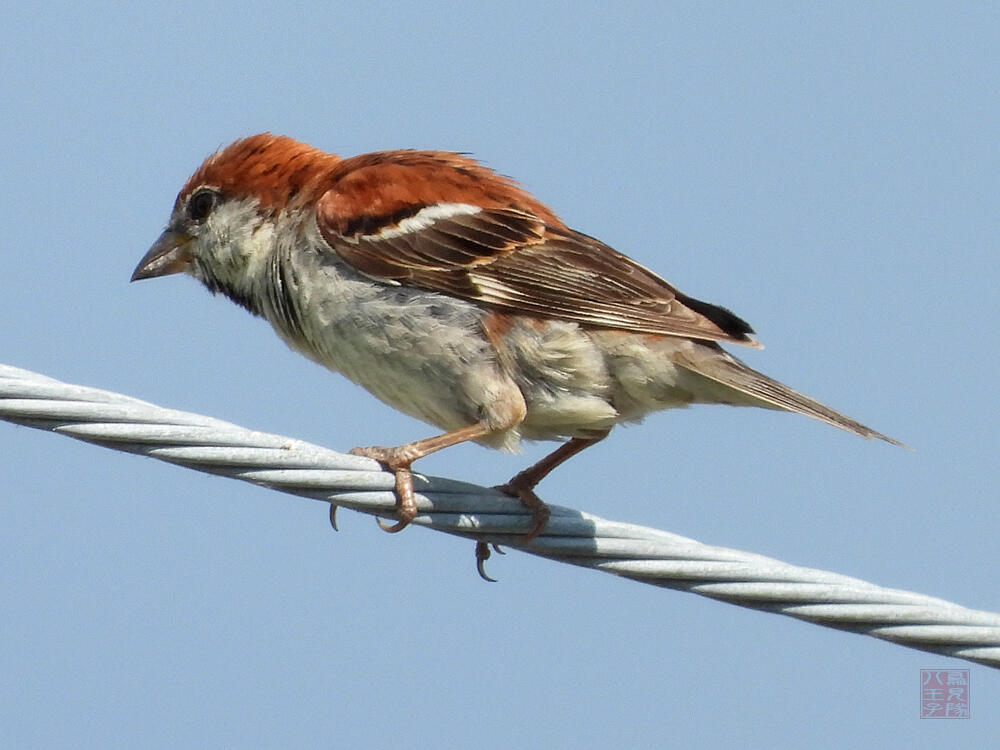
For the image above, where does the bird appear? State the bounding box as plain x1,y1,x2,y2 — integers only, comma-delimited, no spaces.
132,133,900,574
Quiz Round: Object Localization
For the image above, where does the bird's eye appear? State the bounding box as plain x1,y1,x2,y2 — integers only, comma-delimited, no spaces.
187,188,219,223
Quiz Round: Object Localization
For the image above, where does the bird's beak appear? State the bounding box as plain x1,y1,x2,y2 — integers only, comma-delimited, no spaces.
131,228,194,281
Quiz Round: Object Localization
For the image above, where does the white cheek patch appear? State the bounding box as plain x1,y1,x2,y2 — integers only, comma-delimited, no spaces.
243,222,277,278
368,203,482,241
203,199,266,263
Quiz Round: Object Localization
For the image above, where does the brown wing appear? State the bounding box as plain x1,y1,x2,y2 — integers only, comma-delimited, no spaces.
316,200,759,347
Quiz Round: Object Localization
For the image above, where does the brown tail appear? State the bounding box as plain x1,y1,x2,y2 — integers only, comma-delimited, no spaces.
673,346,905,447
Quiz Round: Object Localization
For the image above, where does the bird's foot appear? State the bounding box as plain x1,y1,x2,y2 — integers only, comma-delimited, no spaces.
494,480,551,542
350,445,420,533
474,541,506,582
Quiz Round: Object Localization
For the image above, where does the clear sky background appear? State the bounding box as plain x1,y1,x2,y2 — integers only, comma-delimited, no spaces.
2,2,997,747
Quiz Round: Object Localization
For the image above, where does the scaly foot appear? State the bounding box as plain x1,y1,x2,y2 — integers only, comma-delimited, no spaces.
494,481,552,541
350,445,420,533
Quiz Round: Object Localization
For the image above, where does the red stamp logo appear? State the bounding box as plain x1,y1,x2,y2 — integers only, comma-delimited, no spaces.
920,669,970,718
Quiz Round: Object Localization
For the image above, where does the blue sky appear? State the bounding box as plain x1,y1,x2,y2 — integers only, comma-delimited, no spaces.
2,2,997,747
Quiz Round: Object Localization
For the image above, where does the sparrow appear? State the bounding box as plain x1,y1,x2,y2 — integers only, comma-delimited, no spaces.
132,133,900,572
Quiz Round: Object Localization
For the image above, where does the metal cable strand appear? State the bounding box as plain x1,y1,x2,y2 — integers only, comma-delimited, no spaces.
2,362,998,669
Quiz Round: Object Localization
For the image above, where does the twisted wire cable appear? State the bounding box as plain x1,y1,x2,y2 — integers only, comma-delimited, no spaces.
2,363,998,669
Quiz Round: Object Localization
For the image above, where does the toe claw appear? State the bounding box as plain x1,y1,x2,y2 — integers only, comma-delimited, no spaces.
475,541,498,582
376,515,411,534
328,504,339,531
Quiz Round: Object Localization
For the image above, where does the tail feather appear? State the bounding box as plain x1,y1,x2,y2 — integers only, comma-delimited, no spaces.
673,346,905,447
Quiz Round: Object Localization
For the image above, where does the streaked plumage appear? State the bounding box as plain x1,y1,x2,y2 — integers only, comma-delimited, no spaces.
133,134,901,574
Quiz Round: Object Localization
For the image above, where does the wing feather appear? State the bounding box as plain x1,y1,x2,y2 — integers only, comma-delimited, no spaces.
317,199,759,346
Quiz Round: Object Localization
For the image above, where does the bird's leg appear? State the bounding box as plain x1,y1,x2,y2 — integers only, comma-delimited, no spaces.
351,421,499,533
496,430,610,541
